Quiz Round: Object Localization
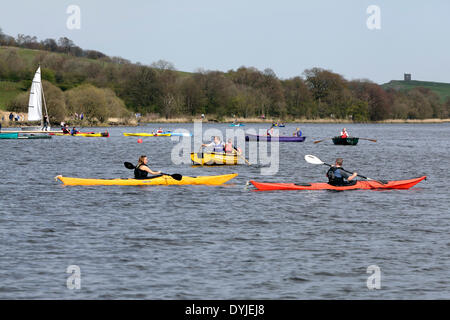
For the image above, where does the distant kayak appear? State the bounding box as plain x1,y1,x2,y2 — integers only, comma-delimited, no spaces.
55,173,238,186
332,137,359,145
245,134,306,142
50,132,109,137
229,123,245,127
0,133,51,139
123,133,171,137
250,176,427,191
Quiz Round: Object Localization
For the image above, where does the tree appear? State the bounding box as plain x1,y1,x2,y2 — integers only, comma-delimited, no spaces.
42,80,67,121
348,80,390,121
282,77,312,118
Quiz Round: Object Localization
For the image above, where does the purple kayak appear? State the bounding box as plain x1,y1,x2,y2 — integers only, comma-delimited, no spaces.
245,134,306,142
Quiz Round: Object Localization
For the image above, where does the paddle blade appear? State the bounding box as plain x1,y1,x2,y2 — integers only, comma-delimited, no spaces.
161,173,183,181
124,162,135,170
304,155,324,165
170,174,183,181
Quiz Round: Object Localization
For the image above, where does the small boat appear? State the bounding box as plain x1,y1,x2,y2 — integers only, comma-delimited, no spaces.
170,132,192,137
245,134,306,142
0,132,51,139
25,66,52,131
229,123,245,127
332,137,359,145
55,173,238,186
250,176,427,191
191,152,239,165
50,132,109,137
123,133,171,137
0,133,19,139
272,124,285,127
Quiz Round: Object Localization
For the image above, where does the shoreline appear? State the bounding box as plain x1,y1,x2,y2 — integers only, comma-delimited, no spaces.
1,112,450,128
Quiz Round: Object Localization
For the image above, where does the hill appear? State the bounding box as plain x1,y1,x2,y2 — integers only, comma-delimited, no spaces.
382,80,450,102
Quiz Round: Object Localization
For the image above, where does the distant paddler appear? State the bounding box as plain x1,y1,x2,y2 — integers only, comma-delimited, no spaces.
293,127,302,137
134,155,162,179
71,127,79,135
340,128,349,138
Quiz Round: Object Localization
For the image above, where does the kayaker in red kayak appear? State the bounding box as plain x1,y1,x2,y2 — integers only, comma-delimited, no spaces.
327,158,357,186
134,155,162,179
340,128,349,138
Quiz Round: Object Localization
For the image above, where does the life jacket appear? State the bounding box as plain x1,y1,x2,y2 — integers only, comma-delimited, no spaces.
210,141,225,153
134,164,149,179
327,167,345,186
156,129,163,134
296,130,302,137
341,131,348,138
225,143,234,153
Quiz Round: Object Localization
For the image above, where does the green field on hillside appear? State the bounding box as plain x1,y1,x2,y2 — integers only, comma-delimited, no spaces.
382,80,450,102
0,81,24,110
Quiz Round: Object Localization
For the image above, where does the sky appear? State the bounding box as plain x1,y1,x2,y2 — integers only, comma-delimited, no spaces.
1,0,450,84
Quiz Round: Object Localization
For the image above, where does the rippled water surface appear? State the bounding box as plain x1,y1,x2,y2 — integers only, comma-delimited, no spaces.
0,123,449,299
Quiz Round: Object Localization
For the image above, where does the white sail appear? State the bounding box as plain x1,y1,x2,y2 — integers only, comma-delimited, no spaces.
28,67,43,122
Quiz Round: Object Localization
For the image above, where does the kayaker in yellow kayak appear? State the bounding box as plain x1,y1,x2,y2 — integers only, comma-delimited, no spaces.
225,138,242,154
134,155,162,179
327,158,357,186
202,136,225,153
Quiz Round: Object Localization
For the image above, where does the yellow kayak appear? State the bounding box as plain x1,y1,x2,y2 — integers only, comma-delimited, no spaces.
191,152,239,165
51,132,109,137
123,133,171,137
55,173,238,186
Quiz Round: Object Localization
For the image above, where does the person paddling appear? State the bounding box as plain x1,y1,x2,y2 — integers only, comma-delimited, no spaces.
293,127,302,137
62,124,70,134
202,136,225,153
267,125,275,137
71,127,79,135
225,138,242,154
327,158,357,186
340,128,349,138
134,155,162,179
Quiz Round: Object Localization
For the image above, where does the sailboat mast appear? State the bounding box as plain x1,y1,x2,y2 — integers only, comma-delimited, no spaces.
41,83,49,127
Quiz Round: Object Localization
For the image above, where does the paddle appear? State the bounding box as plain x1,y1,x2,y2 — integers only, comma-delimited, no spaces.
313,138,333,144
124,162,182,181
358,138,377,142
304,155,387,183
233,147,251,166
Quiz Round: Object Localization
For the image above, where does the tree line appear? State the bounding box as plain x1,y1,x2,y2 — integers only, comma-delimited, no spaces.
1,27,449,122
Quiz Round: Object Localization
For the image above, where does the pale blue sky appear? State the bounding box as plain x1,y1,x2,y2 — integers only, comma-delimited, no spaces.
1,0,449,84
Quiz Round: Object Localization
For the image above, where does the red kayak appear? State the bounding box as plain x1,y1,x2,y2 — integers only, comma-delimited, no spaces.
250,176,427,191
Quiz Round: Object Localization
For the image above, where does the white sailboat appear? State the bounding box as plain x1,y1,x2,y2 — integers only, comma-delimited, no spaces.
27,66,51,131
